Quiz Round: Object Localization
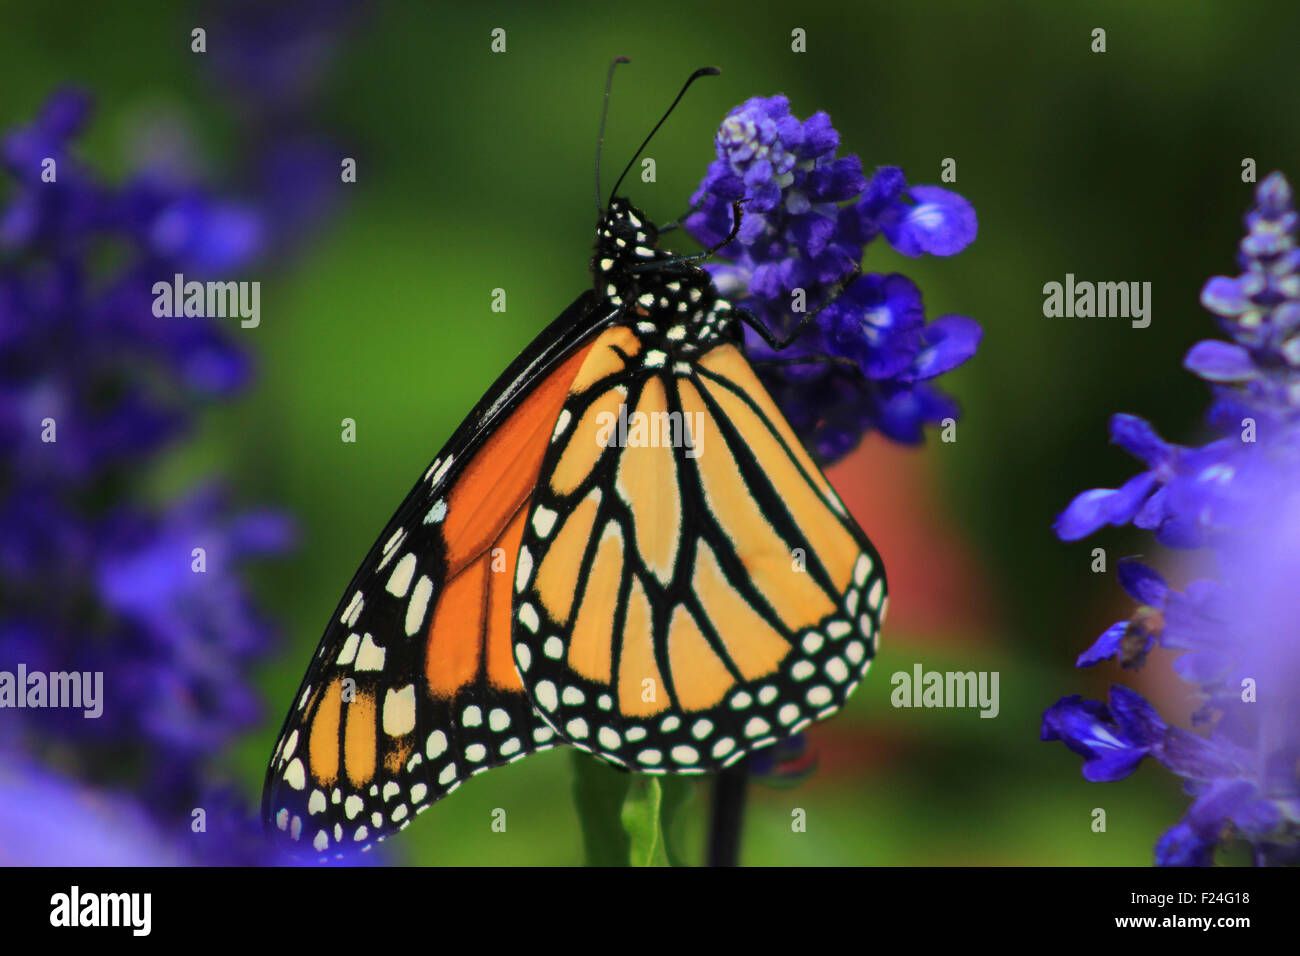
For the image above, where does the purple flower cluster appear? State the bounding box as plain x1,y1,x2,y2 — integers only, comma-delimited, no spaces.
202,0,363,258
0,760,190,866
0,90,296,863
0,0,365,865
686,95,980,462
1044,173,1300,866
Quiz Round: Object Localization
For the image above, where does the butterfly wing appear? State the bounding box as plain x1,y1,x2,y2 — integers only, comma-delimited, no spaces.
512,329,887,772
263,292,613,856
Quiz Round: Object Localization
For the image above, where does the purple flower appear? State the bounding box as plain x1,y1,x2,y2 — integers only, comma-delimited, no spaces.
686,97,979,463
1155,781,1280,867
1075,560,1165,668
825,273,926,379
1045,173,1300,866
1052,413,1267,549
0,24,357,863
875,184,978,258
1041,686,1166,782
0,761,188,866
93,485,295,767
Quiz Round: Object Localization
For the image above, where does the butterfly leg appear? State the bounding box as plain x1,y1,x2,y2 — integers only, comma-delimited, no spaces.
736,263,864,351
630,199,747,271
751,353,859,371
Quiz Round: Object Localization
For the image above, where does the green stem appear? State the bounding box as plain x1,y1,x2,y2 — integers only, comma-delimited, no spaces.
707,763,748,866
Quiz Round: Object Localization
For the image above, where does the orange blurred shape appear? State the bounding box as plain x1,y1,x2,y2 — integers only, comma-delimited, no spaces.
828,434,994,638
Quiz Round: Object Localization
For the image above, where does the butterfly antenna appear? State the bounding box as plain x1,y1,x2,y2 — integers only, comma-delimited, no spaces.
595,56,632,217
608,66,720,207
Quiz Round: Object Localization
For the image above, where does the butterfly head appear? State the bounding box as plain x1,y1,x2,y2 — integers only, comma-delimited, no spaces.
591,196,727,346
591,197,664,304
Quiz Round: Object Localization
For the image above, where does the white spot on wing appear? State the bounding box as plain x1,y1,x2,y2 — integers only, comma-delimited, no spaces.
806,685,833,707
854,553,872,586
336,633,361,666
386,553,417,597
535,680,558,712
426,730,448,759
670,744,698,764
515,545,533,592
377,529,408,571
382,684,417,736
430,456,455,487
405,576,434,636
552,409,571,441
355,633,385,671
532,505,558,538
341,591,364,627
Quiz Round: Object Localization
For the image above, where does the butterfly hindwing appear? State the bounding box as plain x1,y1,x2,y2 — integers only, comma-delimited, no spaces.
512,320,887,774
263,294,612,856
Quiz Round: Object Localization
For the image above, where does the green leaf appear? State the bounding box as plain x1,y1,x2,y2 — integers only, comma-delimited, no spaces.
621,776,667,867
658,776,693,867
571,752,695,866
571,751,631,866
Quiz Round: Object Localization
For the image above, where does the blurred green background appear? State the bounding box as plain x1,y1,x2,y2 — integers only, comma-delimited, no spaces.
6,0,1297,864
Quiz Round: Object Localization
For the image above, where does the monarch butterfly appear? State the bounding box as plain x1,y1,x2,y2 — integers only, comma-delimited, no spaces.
263,63,887,857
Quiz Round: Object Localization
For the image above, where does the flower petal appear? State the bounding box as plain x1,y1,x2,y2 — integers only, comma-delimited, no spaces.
1183,340,1257,382
1109,414,1172,466
1107,684,1166,746
1199,275,1250,316
903,314,982,381
1116,559,1169,607
882,185,978,257
1076,621,1129,667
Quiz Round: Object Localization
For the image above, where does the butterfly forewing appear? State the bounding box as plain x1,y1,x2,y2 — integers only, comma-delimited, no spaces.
263,296,613,856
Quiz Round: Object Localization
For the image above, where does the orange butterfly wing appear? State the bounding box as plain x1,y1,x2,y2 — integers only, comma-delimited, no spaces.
263,296,609,856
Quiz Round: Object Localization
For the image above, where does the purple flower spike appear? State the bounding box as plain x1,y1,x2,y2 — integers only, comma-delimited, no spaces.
1045,172,1300,866
686,96,979,463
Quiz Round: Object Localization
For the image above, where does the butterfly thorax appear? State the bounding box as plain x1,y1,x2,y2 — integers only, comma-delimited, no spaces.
591,197,735,353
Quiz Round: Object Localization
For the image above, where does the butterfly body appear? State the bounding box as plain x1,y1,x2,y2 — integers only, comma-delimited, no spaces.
264,192,885,858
